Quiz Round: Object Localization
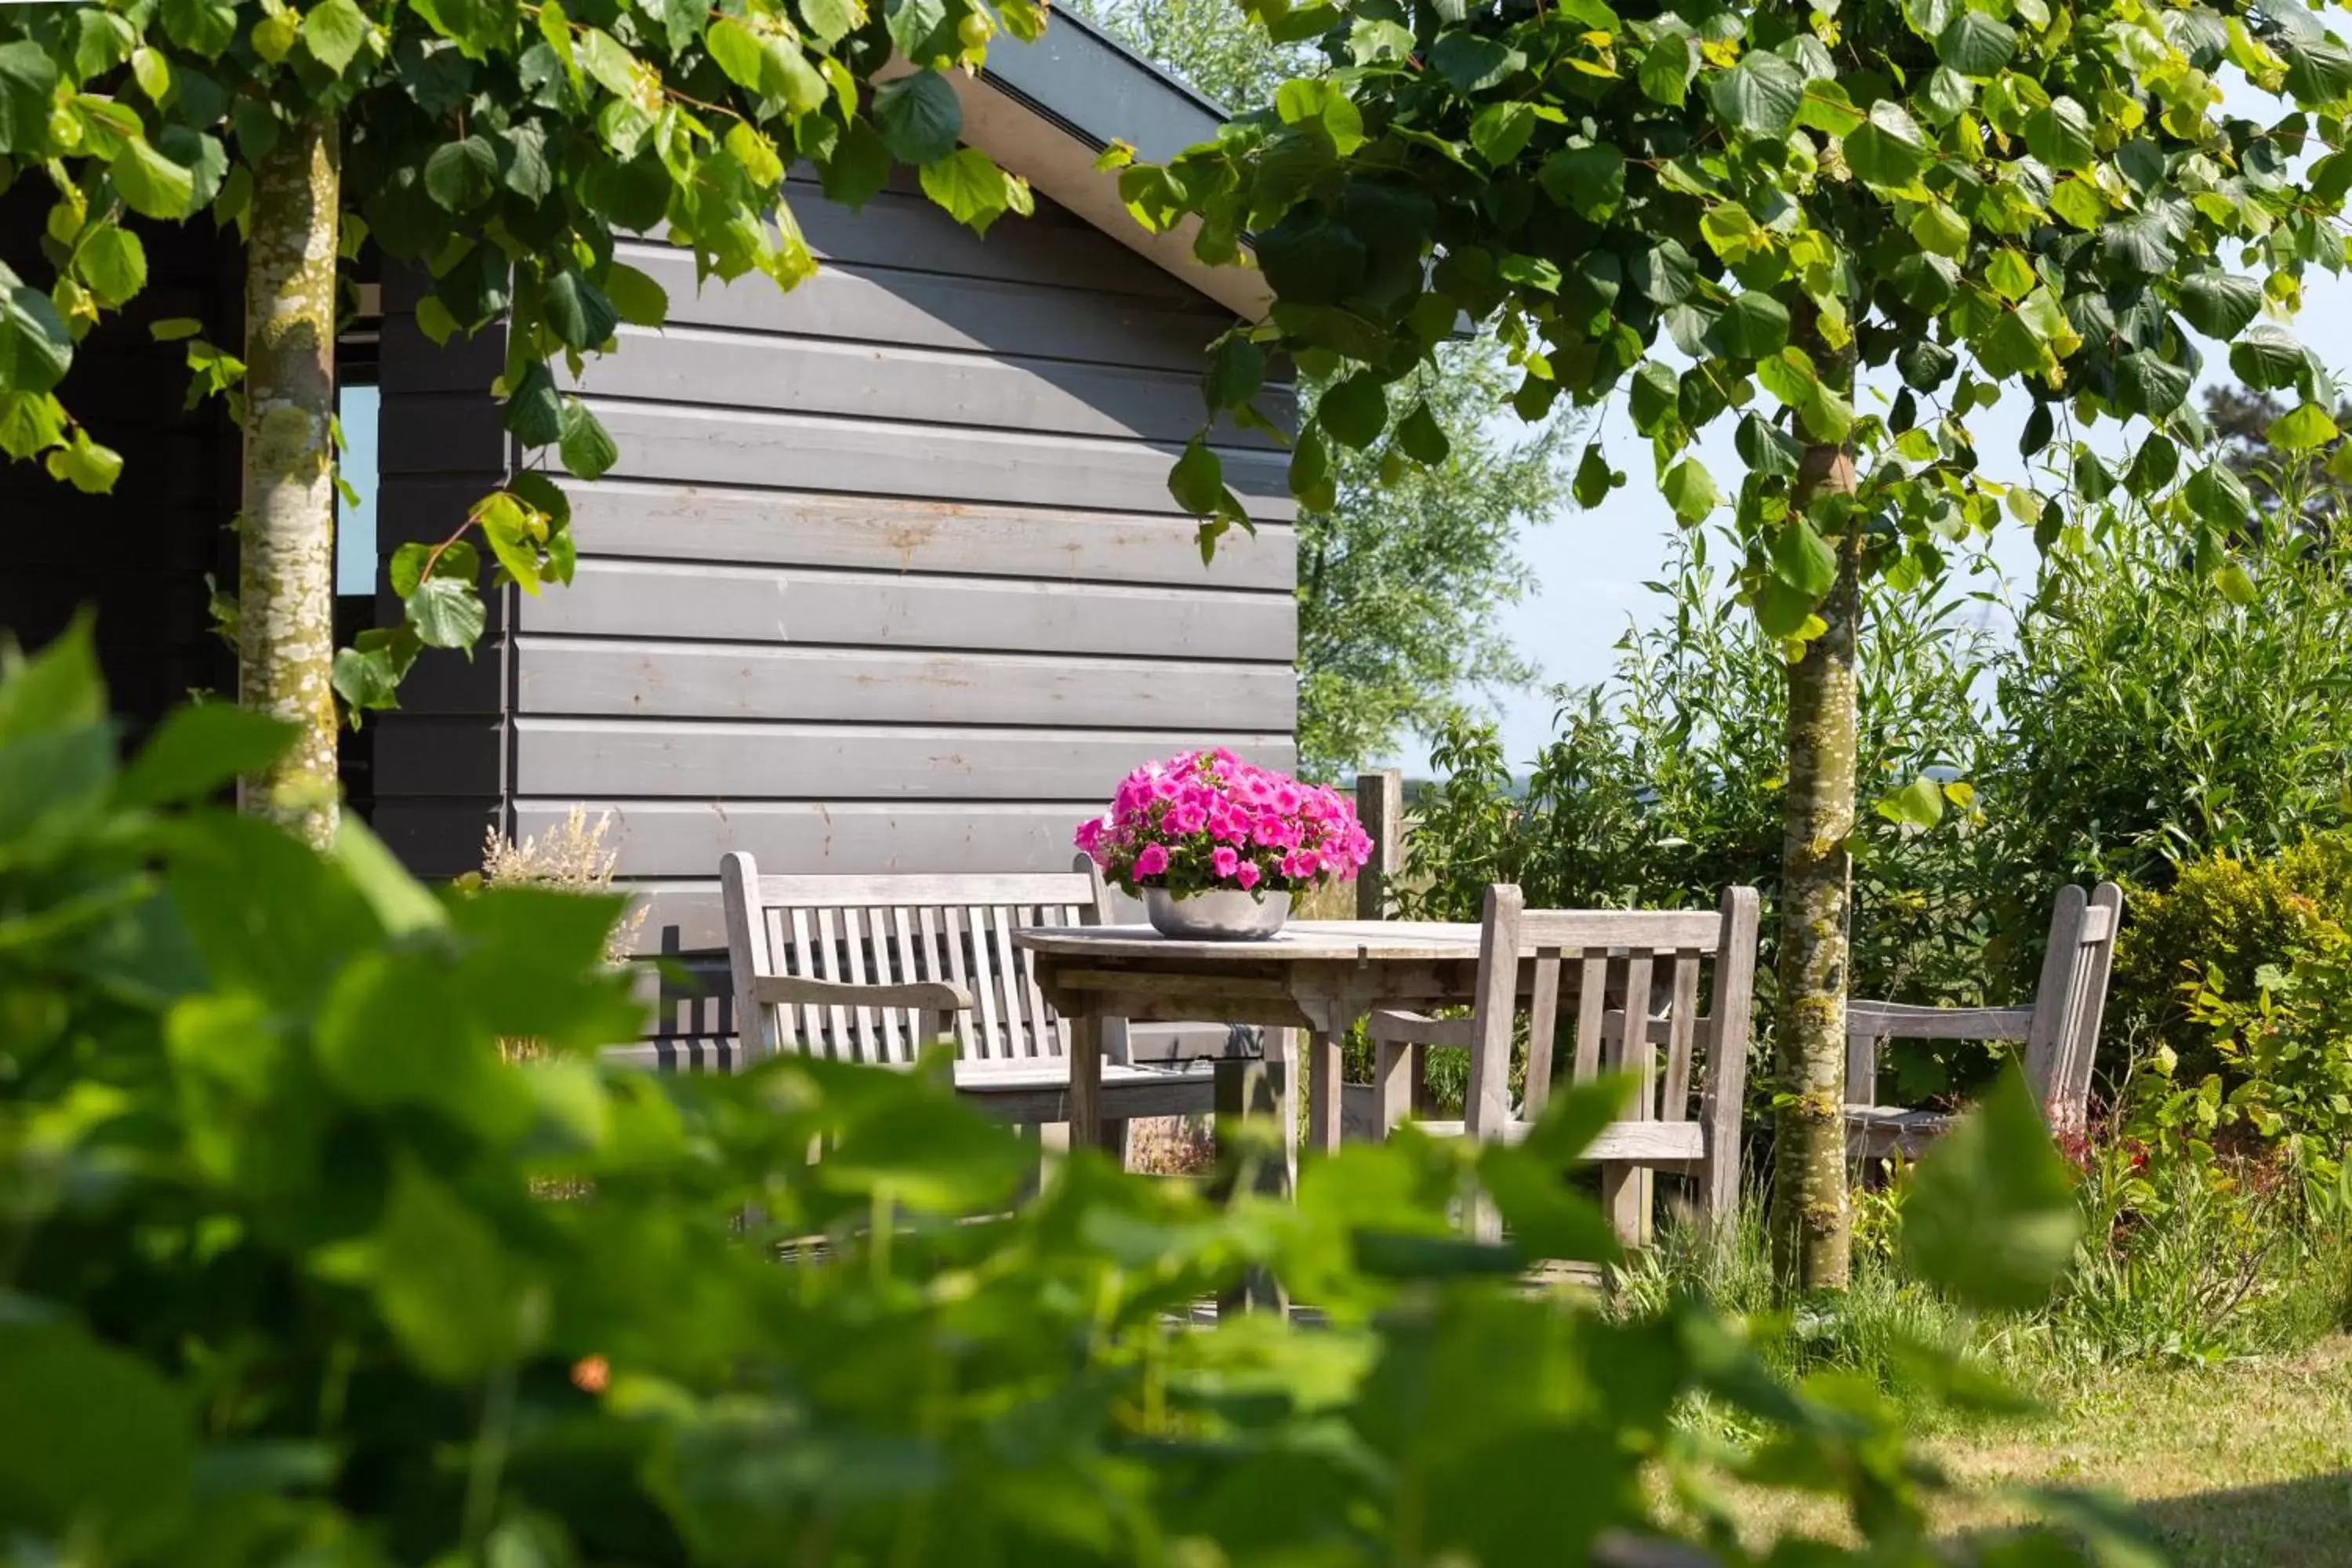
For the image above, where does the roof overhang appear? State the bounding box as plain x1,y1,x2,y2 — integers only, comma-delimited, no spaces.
884,13,1270,321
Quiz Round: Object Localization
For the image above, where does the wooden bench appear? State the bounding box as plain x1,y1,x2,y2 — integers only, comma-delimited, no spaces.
1844,882,2124,1158
720,853,1221,1157
1366,883,1762,1243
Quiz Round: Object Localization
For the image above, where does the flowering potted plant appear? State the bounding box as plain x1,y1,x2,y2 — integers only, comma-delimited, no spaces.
1076,750,1374,939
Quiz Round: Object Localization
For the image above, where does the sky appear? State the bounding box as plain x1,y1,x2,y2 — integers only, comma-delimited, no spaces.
1377,234,2352,780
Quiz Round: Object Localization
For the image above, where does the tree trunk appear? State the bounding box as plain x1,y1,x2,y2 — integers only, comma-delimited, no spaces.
1769,442,1860,1294
238,110,343,848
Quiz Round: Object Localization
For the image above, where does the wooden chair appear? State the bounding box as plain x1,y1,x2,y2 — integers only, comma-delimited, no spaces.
1366,884,1762,1243
1843,882,2124,1158
719,851,1219,1159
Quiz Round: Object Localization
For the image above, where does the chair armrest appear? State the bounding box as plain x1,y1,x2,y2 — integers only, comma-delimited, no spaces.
1367,1009,1477,1047
752,976,976,1012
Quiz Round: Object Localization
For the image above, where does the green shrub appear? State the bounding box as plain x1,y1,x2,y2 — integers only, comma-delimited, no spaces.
2111,832,2352,1080
0,622,2125,1566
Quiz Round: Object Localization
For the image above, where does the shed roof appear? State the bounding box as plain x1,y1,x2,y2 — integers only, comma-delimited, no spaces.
925,13,1269,319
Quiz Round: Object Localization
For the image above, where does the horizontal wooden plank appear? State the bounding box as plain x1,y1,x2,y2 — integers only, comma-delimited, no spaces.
519,559,1297,659
514,639,1296,729
579,401,1297,520
619,243,1234,374
500,720,1290,800
554,481,1293,590
566,326,1283,448
786,182,1200,303
1846,1003,2034,1042
1413,1119,1707,1162
749,869,1098,907
1518,909,1727,953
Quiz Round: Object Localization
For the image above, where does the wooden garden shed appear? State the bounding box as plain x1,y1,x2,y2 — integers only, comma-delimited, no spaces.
0,15,1298,1063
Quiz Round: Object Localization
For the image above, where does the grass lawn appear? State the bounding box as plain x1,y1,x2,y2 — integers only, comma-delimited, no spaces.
1731,1337,2352,1563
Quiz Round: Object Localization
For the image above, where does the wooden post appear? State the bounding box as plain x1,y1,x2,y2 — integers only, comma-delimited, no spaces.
1213,1044,1292,1316
1067,1012,1103,1152
1354,769,1403,920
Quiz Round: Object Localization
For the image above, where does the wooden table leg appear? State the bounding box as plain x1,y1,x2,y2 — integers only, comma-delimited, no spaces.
1305,1028,1344,1153
1068,1011,1103,1152
1213,1045,1291,1318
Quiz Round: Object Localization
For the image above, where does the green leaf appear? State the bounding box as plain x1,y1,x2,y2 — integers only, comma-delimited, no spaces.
1896,338,1956,391
406,576,487,650
800,0,864,45
759,35,829,117
1795,78,1864,136
423,136,498,211
1167,438,1225,515
1661,456,1719,522
601,262,668,328
1396,401,1450,465
2049,176,2105,230
76,225,148,309
45,429,123,493
1537,144,1625,219
541,268,618,351
111,137,198,220
873,69,962,163
1708,51,1805,138
1628,360,1679,434
886,0,946,56
0,1323,195,1555
2229,323,2307,391
2112,350,2190,417
478,492,544,593
1204,335,1266,415
332,632,416,712
1842,100,1929,189
1713,291,1790,358
704,16,764,89
1770,516,1838,597
1468,101,1537,166
300,0,371,71
0,40,60,155
1637,33,1693,106
2176,270,2261,339
1572,443,1621,508
822,117,893,210
1936,9,2016,75
557,398,619,479
1736,411,1802,477
1290,423,1334,510
1908,201,1970,257
1317,372,1388,449
1429,32,1522,94
2266,401,2339,452
2024,97,2094,172
117,702,297,808
0,390,65,457
503,361,563,446
369,1160,532,1383
2216,561,2258,607
919,146,1023,236
2285,35,2352,104
1875,773,1947,829
2183,463,2252,531
1902,1064,2083,1311
0,264,73,394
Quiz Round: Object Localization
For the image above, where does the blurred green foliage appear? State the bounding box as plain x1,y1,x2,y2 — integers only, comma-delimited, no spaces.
0,620,2132,1566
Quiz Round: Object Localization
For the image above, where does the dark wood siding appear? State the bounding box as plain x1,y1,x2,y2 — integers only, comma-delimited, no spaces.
373,180,1297,1058
0,206,240,731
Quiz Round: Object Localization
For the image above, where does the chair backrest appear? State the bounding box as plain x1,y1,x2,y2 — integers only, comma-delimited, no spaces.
1460,883,1762,1223
1844,882,2123,1130
720,852,1112,1069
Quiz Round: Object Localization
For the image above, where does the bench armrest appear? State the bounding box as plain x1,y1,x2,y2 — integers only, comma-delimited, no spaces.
751,977,977,1013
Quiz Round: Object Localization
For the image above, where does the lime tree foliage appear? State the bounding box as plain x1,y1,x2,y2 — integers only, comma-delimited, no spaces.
0,622,2140,1568
1083,0,1578,777
2201,379,2352,537
0,0,1037,845
1126,0,2352,1290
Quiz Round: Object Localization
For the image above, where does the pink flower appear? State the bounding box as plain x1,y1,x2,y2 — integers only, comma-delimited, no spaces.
1282,848,1323,881
1272,783,1302,814
1250,811,1288,848
1074,815,1105,852
1236,860,1261,891
1134,843,1170,878
1212,846,1240,879
1167,802,1209,835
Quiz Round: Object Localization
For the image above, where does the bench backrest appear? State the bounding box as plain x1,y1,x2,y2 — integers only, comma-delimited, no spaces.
720,852,1111,1068
1459,883,1762,1224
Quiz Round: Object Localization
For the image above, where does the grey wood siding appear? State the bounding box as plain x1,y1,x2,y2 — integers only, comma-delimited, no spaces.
372,180,1297,1059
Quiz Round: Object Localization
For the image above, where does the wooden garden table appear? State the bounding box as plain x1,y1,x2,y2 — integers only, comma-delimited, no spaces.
1014,920,1489,1185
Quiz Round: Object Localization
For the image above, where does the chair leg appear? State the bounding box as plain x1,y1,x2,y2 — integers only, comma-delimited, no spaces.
1374,1040,1414,1138
1097,1116,1132,1168
1600,1165,1651,1248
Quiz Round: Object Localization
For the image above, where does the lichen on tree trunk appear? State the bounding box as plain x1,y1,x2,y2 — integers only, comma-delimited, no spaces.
1769,441,1860,1294
238,110,343,848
